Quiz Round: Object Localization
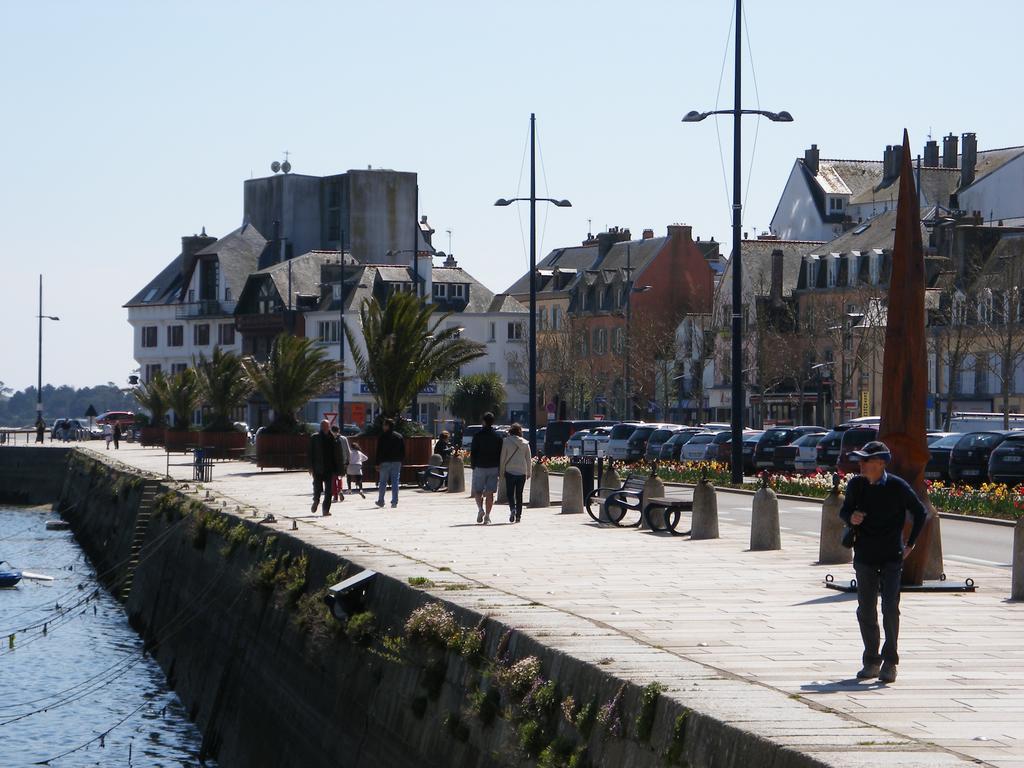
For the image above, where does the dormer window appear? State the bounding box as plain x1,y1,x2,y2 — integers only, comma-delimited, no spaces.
806,256,820,288
826,255,839,288
450,283,465,299
847,253,860,286
433,283,447,299
869,250,883,285
828,196,845,213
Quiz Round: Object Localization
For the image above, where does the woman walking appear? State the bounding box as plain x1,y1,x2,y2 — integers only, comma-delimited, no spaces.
499,423,532,523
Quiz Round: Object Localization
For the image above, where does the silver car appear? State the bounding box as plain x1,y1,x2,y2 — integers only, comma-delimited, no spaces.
606,422,643,460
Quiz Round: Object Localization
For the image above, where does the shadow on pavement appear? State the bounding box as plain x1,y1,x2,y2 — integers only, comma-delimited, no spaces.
792,592,858,606
800,679,886,693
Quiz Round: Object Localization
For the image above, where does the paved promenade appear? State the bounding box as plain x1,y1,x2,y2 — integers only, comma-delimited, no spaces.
79,444,1022,767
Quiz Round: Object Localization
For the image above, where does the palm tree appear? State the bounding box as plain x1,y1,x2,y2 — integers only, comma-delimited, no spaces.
165,368,201,430
195,347,254,431
448,372,506,424
131,371,170,428
346,291,486,425
243,333,341,432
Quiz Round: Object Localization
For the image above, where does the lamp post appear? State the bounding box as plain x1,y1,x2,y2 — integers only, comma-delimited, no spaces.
682,0,792,483
622,242,652,419
36,274,60,430
495,113,572,456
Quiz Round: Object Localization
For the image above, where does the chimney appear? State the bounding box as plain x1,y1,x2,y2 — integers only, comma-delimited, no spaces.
769,249,785,307
803,144,820,175
882,145,893,181
924,139,939,167
667,224,692,242
960,132,977,187
942,133,959,168
180,230,216,280
596,227,630,259
891,143,904,180
642,228,655,240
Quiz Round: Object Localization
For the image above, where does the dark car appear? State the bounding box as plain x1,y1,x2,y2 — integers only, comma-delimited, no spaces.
659,429,701,461
645,428,686,462
836,426,880,474
924,433,961,482
543,419,612,457
814,427,850,472
752,426,827,471
948,431,1013,486
988,433,1024,486
773,432,826,474
625,425,662,462
742,431,763,474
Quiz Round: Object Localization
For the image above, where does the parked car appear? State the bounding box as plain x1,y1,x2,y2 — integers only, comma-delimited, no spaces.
814,426,849,472
680,430,729,462
565,430,592,457
606,422,642,460
534,427,546,457
644,427,686,462
544,420,612,457
586,426,613,457
752,426,827,471
836,425,880,474
924,433,962,482
711,429,760,469
987,433,1024,486
742,431,764,474
772,432,826,474
625,424,670,463
659,429,702,461
948,431,1014,486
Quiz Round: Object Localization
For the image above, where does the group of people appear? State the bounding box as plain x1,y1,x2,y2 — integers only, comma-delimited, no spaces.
469,412,531,524
308,418,401,516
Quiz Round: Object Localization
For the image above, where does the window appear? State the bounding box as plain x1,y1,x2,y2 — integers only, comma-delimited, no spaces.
552,307,563,330
488,362,497,374
593,328,608,355
224,287,232,302
806,256,820,287
848,254,860,286
141,326,158,348
194,324,210,346
611,327,625,354
507,322,524,341
433,283,447,299
978,289,993,324
317,320,341,343
601,287,613,311
171,363,188,375
167,325,183,347
257,281,277,314
508,360,523,384
952,292,967,325
144,363,161,381
218,323,235,346
450,284,465,299
827,256,839,288
869,251,882,285
488,322,496,342
975,354,990,394
539,307,548,330
579,332,589,356
829,196,844,212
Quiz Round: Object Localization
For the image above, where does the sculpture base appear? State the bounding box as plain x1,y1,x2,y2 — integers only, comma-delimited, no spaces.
823,573,975,593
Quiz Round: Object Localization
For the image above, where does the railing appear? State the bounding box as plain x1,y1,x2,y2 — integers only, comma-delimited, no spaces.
175,299,236,318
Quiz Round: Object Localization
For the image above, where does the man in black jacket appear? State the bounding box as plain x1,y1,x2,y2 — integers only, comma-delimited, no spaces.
310,420,343,516
375,418,405,508
839,441,927,684
470,412,503,524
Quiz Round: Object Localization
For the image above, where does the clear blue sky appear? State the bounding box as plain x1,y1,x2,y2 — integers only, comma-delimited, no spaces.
1,0,1019,392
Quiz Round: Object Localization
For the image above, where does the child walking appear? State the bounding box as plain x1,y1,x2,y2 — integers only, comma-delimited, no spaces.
347,441,368,498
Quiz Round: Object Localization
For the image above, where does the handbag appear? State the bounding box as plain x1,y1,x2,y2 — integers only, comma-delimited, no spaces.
841,524,857,549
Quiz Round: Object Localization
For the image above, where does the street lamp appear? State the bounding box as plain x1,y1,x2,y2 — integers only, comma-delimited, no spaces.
36,274,60,437
682,0,792,483
495,113,572,455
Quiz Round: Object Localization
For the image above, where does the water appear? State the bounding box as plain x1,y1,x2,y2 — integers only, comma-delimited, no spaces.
0,506,212,767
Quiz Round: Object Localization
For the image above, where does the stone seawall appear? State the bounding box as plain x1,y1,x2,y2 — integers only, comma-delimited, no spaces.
1,448,827,768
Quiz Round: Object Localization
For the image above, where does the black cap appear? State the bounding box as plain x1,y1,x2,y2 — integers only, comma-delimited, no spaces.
849,440,891,462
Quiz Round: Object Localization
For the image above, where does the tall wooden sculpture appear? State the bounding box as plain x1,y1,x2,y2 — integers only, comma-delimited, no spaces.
878,130,943,585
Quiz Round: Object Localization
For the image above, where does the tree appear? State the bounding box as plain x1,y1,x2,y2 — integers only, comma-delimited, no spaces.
131,371,170,428
165,368,201,430
448,373,506,424
195,347,254,431
243,333,341,433
347,291,485,424
974,253,1024,428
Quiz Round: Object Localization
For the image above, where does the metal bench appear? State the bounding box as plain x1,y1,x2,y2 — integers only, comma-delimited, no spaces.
416,465,448,492
642,497,693,536
585,474,646,527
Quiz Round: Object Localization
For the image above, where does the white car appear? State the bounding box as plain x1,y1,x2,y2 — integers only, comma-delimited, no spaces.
606,422,643,460
679,431,723,462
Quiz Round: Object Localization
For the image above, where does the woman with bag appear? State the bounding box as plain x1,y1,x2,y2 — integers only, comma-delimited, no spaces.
499,423,532,523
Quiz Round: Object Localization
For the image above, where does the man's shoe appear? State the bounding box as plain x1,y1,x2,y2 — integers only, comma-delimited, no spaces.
878,663,897,683
311,501,318,513
509,510,516,523
484,513,491,525
476,508,484,523
856,663,881,680
322,511,332,517
391,502,398,508
375,500,385,508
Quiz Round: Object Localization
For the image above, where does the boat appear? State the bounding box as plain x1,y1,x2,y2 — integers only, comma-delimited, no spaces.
0,561,23,588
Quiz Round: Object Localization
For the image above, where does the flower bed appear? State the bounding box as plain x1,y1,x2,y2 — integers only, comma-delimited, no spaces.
927,481,1023,521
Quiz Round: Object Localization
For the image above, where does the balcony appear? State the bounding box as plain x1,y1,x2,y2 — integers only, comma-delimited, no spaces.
176,299,236,319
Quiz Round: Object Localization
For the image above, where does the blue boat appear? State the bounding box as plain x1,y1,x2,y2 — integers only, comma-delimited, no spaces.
0,561,23,588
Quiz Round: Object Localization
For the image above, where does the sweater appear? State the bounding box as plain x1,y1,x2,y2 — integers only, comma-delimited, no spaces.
375,430,405,464
470,427,504,468
499,435,532,476
839,472,927,565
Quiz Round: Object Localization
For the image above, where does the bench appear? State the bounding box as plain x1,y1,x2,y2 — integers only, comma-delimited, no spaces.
416,465,448,492
585,474,647,527
642,497,693,536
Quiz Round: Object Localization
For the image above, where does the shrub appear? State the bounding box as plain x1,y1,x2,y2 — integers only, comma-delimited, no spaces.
494,656,541,698
635,681,664,742
345,611,377,645
405,603,459,646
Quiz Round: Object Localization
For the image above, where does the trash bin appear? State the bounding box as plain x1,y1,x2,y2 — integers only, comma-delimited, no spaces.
569,455,595,498
193,448,213,482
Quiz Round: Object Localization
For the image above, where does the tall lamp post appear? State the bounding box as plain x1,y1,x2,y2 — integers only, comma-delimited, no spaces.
495,113,572,456
682,0,792,483
622,242,652,419
36,274,60,431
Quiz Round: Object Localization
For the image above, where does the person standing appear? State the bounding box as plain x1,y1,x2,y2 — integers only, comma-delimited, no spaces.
499,423,532,523
310,419,343,516
374,418,404,508
35,418,45,444
839,441,927,684
347,441,368,498
103,423,113,450
112,423,121,450
470,412,503,524
329,425,351,503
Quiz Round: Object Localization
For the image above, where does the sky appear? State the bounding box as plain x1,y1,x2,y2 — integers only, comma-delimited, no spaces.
1,0,1020,392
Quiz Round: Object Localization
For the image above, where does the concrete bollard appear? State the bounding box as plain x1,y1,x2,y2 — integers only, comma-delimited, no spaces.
561,467,584,514
640,475,665,530
597,466,621,523
818,486,852,565
1013,518,1024,601
496,471,508,504
429,453,443,466
447,455,465,494
750,485,781,551
529,462,550,508
691,479,719,540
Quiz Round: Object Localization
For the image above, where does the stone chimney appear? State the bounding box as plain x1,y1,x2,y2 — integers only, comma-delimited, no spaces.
924,139,939,167
642,228,655,240
960,132,978,188
596,227,630,260
180,230,216,281
942,133,959,169
667,224,692,242
804,144,820,175
769,249,785,307
882,144,904,182
882,146,893,181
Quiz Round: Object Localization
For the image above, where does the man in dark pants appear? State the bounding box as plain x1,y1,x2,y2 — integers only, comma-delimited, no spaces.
470,412,503,524
374,418,405,508
839,441,927,684
310,419,343,516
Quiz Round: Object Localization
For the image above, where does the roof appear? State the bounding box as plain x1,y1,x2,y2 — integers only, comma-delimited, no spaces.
806,210,909,254
124,252,187,307
338,264,526,315
967,145,1024,190
811,160,882,199
989,233,1024,263
848,167,961,208
599,237,668,276
505,245,600,295
719,240,821,298
187,224,268,301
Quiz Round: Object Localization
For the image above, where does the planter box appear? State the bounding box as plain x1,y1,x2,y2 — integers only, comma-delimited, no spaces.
139,426,165,447
353,435,433,484
198,430,247,460
256,432,310,470
164,429,199,453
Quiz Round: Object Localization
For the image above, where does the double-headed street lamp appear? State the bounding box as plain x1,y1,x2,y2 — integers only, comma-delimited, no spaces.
495,113,572,456
682,0,792,483
36,274,60,432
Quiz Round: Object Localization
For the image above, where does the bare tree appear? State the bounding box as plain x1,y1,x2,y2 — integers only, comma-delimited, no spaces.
974,253,1024,428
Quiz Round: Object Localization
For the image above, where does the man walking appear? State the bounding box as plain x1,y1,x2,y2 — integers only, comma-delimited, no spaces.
470,412,503,524
310,419,343,516
375,418,404,508
839,441,927,684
